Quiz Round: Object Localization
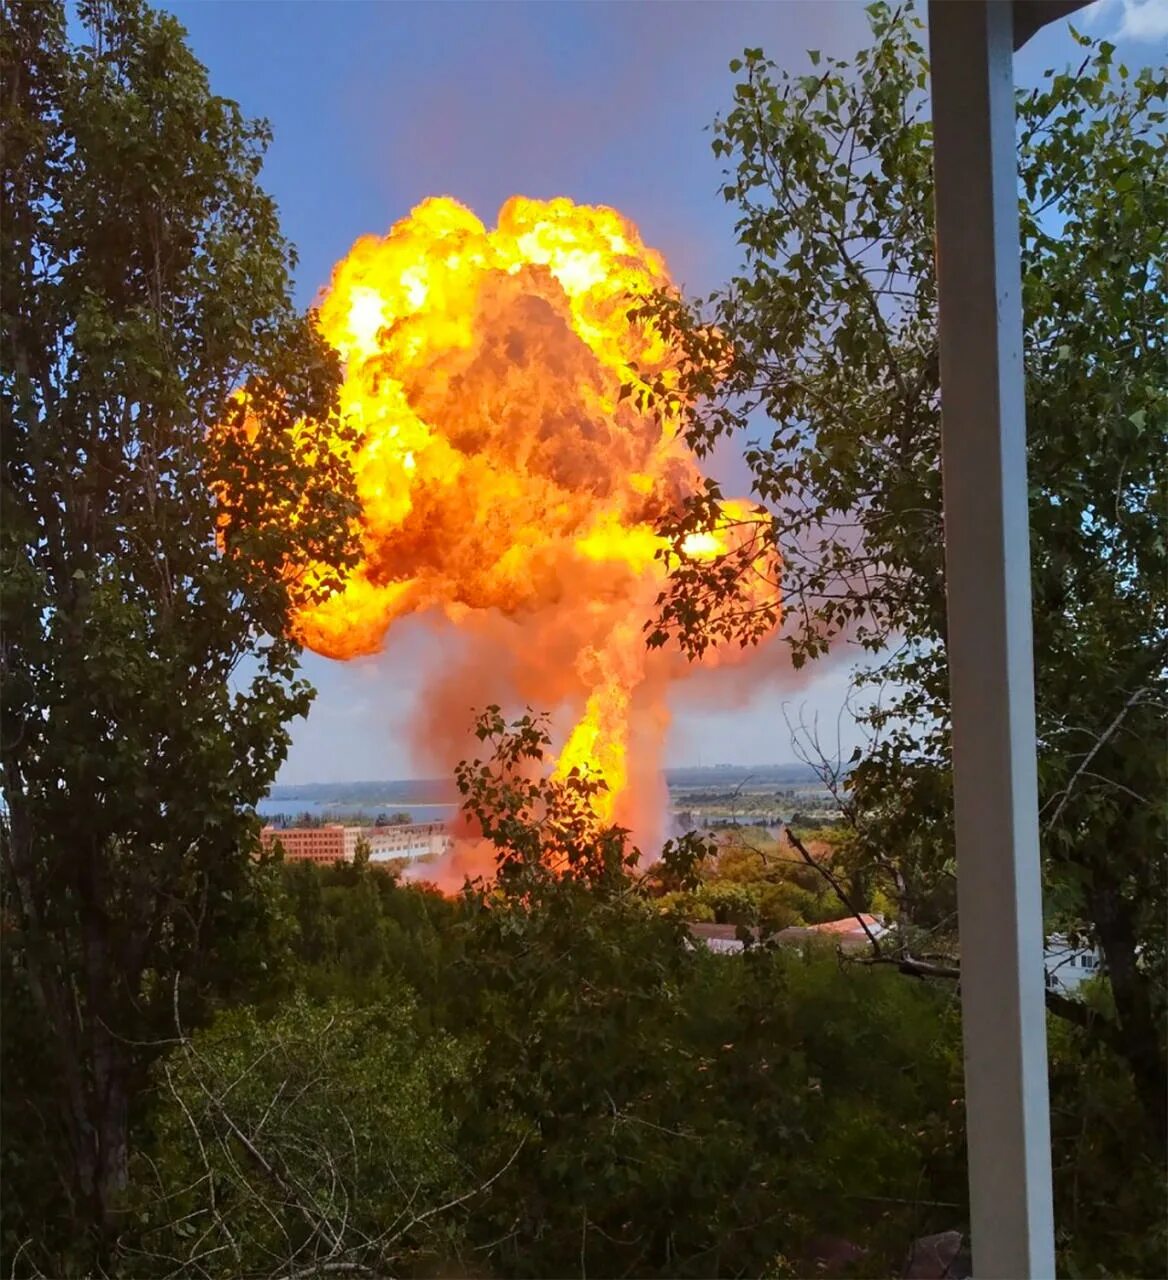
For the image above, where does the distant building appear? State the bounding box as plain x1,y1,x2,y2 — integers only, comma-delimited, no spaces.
1043,934,1103,993
686,916,891,957
688,914,889,955
687,918,1104,999
687,922,760,954
776,914,890,949
260,821,454,866
261,824,360,864
365,822,454,863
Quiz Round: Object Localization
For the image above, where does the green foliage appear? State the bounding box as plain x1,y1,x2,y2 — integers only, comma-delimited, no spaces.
445,884,965,1278
456,705,719,901
667,828,851,930
433,717,963,1275
1047,1015,1168,1277
7,711,1161,1274
641,0,1167,1127
699,877,763,924
283,855,458,1007
125,993,466,1278
456,705,639,894
0,0,358,1259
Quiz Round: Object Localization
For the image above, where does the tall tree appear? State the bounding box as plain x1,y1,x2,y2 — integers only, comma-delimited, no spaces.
640,4,1167,1124
1,0,358,1259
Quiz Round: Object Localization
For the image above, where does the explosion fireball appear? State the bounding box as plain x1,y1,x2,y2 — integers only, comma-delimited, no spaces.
289,195,774,840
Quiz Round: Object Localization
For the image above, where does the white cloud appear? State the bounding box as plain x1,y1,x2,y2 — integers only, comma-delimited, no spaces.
1118,0,1168,37
1085,0,1168,40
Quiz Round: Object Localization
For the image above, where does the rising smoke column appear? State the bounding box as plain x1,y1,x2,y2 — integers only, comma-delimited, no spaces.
290,195,774,839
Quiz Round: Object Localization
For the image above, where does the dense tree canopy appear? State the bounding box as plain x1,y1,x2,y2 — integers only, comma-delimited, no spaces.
640,1,1167,1127
7,711,1159,1276
1,0,358,1260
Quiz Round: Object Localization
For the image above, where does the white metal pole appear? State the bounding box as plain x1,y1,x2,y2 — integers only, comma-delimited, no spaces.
927,3,1055,1276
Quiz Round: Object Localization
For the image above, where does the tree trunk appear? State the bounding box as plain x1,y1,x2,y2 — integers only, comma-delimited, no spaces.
1,790,133,1263
1090,880,1167,1139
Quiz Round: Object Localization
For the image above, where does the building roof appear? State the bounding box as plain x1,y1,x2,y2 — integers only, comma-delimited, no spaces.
1011,1,1090,50
688,915,887,954
773,917,884,951
688,922,760,944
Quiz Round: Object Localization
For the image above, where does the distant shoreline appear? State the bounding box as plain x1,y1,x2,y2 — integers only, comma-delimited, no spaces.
256,799,459,821
260,763,841,830
266,762,825,805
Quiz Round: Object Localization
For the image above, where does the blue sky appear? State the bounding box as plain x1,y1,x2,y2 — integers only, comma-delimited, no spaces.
163,0,1165,782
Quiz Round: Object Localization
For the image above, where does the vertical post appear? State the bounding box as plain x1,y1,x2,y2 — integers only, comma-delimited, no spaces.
927,3,1055,1277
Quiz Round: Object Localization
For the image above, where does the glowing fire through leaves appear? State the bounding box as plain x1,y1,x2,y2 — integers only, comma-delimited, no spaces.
290,196,774,833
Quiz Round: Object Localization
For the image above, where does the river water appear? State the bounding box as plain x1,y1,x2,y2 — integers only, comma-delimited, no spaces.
256,798,460,823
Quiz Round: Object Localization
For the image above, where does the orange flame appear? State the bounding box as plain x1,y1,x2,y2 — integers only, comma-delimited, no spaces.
285,196,774,832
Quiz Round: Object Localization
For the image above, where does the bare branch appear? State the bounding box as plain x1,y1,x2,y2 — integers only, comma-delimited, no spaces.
1042,680,1159,829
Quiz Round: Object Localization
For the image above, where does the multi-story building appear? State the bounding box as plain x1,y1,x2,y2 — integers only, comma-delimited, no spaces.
260,824,361,864
259,822,454,866
366,822,454,863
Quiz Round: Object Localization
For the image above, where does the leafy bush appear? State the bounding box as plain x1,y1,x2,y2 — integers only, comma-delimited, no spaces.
125,993,467,1278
